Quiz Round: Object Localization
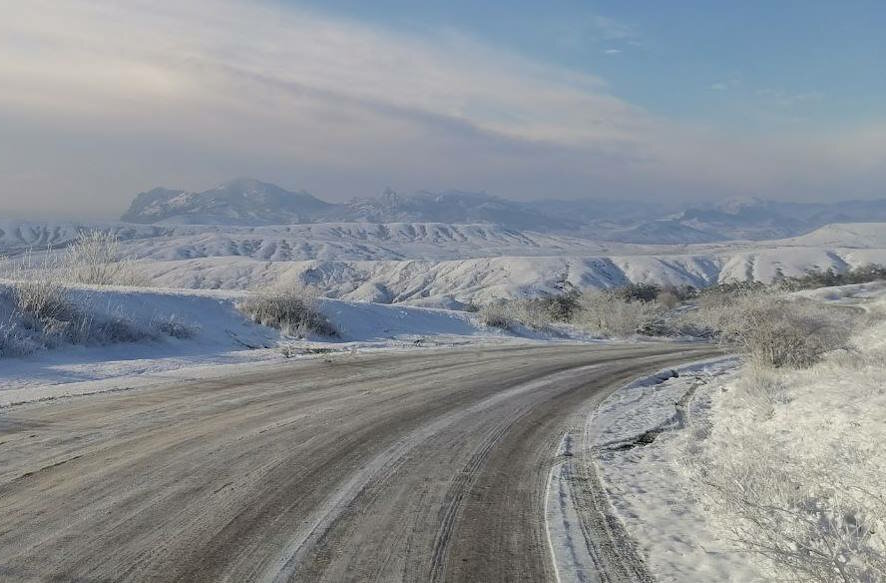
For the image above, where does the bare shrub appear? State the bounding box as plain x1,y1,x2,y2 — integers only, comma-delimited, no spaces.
480,287,681,337
238,286,336,338
478,299,552,331
539,289,582,322
65,230,144,286
478,302,516,330
690,289,857,368
656,290,681,310
694,443,886,582
0,251,162,357
572,290,665,336
4,251,70,322
151,314,199,340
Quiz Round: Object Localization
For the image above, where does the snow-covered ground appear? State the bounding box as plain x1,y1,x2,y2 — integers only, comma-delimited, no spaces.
588,282,886,582
0,283,592,407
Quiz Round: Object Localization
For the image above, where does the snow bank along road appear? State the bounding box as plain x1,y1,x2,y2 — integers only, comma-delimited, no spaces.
0,343,718,582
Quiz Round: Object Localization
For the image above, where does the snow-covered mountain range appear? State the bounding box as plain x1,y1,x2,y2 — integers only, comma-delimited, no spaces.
5,178,885,307
119,178,886,243
120,178,336,225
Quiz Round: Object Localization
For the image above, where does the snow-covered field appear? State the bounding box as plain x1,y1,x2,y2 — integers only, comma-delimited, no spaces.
0,283,591,407
3,220,886,306
589,283,886,582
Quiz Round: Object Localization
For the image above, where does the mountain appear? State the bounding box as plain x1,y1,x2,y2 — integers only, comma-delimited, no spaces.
598,197,886,244
120,179,886,244
121,181,576,231
334,189,576,231
120,178,335,225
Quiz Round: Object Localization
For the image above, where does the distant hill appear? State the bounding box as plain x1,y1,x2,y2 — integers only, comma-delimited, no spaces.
120,178,335,225
121,180,574,231
120,179,886,244
603,197,886,243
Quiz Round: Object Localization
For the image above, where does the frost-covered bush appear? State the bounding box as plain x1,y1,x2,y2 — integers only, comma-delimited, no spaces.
0,252,91,354
65,230,144,286
572,290,666,337
689,289,857,368
0,285,155,358
687,347,886,582
694,438,886,582
479,287,676,337
477,302,515,330
0,251,183,358
238,286,336,338
478,299,553,331
151,314,199,340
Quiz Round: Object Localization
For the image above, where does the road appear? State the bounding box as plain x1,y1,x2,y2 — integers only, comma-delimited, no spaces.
0,343,717,582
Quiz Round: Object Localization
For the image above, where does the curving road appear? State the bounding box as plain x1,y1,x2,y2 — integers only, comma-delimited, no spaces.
0,343,717,582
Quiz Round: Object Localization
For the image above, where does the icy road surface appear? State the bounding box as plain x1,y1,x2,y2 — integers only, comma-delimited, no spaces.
0,343,717,582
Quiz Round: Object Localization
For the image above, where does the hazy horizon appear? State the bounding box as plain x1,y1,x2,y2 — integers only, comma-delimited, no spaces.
2,0,884,219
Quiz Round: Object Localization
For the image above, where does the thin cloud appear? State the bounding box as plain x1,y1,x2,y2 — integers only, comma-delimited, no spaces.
711,79,741,91
0,0,882,218
756,88,825,107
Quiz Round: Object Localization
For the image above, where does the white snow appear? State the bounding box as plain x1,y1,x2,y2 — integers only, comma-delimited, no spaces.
3,220,886,307
0,283,572,407
586,282,886,581
586,358,760,582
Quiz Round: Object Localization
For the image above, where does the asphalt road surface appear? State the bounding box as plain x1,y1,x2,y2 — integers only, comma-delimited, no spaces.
0,343,718,582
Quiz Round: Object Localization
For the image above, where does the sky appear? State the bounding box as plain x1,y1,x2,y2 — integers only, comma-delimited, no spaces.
0,0,884,218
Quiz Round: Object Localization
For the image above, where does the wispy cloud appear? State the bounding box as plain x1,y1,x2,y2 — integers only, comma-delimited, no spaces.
0,0,882,217
756,88,825,107
604,49,622,55
710,78,741,91
590,15,637,41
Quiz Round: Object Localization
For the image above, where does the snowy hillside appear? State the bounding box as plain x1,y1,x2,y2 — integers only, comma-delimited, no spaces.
3,220,886,306
115,241,886,306
101,222,623,262
3,216,885,307
0,221,626,260
0,220,172,253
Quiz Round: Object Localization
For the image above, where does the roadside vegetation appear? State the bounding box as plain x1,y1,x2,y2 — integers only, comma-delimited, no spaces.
64,230,146,286
685,297,886,582
237,285,336,338
0,230,190,358
477,265,885,368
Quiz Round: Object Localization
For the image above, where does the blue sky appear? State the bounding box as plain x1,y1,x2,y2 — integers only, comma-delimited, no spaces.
0,0,884,217
294,0,884,128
